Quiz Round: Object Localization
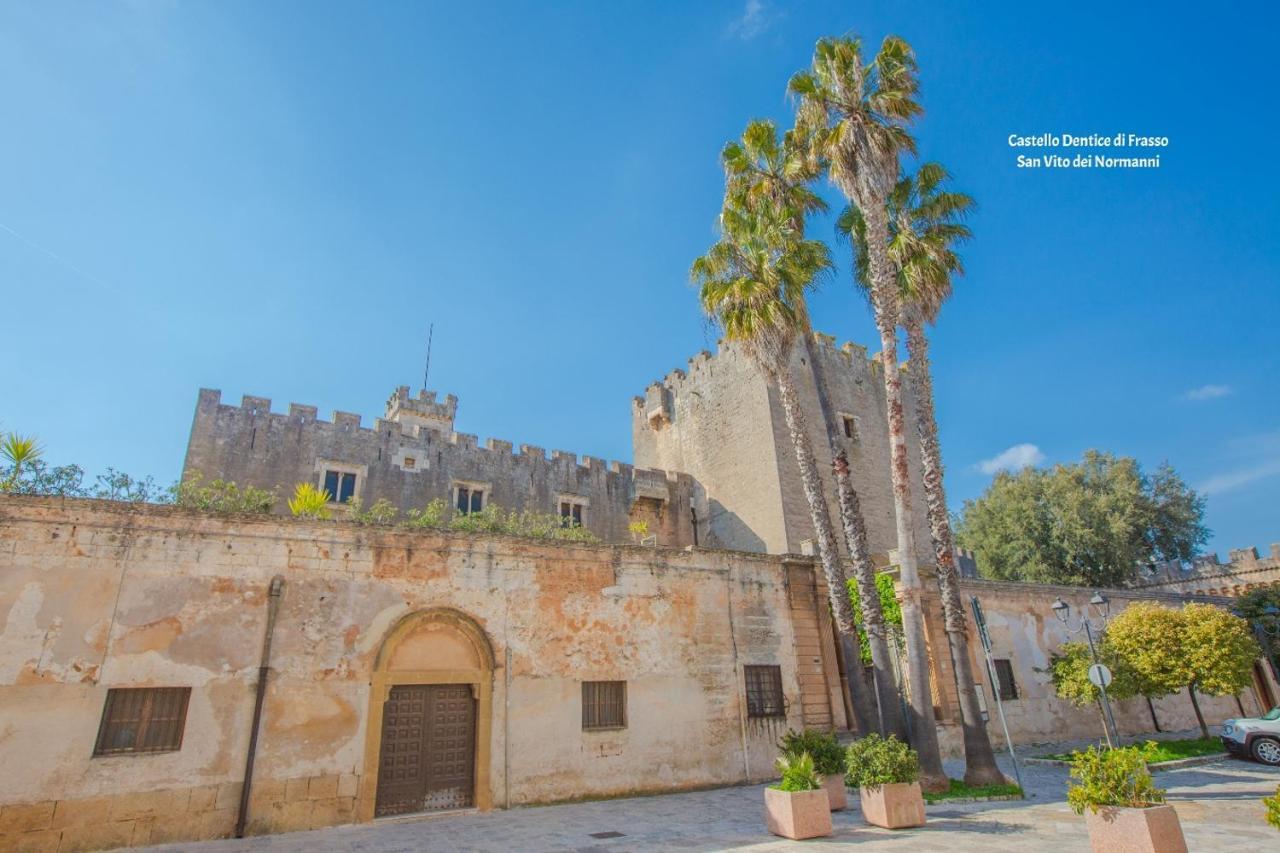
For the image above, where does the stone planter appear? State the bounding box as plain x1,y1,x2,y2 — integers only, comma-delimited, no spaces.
821,774,848,811
763,787,833,840
1084,804,1187,853
858,782,925,829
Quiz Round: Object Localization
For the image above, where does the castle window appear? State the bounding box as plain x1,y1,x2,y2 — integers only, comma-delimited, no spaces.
744,664,785,718
94,687,191,756
993,658,1019,701
841,414,861,442
582,681,626,730
323,469,357,503
455,484,484,514
559,498,586,528
403,457,416,469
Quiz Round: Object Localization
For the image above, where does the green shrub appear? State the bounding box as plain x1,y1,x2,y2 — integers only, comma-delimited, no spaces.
1264,783,1280,831
348,496,399,526
1066,743,1166,814
172,472,276,514
287,482,332,519
779,729,845,777
404,498,448,529
845,734,919,790
774,751,822,792
448,503,507,533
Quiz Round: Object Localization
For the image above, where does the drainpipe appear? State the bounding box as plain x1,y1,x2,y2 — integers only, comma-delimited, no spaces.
235,575,285,838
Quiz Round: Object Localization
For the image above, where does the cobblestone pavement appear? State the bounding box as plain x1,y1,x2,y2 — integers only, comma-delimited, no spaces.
147,749,1280,852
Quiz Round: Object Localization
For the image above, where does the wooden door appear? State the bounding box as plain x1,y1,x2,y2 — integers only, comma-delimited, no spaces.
375,684,476,817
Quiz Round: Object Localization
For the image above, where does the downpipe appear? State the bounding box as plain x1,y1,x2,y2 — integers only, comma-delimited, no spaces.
235,575,285,838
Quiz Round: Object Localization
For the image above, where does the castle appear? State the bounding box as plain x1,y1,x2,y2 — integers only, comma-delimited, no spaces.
2,332,1277,850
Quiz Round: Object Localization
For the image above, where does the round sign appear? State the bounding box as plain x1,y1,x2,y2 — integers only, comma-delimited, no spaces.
1087,663,1113,688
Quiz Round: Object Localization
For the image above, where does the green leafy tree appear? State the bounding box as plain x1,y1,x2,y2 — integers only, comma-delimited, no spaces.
1181,602,1261,733
1234,584,1280,675
1044,639,1169,731
956,451,1209,587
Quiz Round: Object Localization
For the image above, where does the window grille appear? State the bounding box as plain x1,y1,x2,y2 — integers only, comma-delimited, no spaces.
744,665,785,718
582,681,626,730
94,687,191,756
993,658,1019,700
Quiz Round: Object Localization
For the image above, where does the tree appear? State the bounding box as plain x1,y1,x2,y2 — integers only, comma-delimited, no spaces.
956,452,1209,587
692,198,864,674
1234,584,1280,676
839,164,1003,784
791,35,946,788
721,117,897,736
1107,602,1259,739
1045,639,1168,731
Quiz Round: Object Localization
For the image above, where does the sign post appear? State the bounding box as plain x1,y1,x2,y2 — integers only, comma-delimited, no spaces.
970,596,1023,790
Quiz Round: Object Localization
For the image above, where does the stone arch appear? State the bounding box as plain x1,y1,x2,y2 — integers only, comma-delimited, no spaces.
358,608,495,820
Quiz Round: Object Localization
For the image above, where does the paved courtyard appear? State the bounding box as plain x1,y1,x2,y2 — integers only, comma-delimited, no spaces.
145,748,1280,853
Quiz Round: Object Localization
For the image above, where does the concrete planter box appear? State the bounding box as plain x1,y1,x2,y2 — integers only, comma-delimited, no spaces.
1084,804,1186,853
763,787,833,840
822,774,848,811
859,782,925,829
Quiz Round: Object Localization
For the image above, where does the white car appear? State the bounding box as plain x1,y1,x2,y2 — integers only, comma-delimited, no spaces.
1221,707,1280,765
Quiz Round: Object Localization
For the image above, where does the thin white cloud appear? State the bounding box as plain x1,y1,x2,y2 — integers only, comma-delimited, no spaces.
727,0,771,40
977,443,1045,475
1182,384,1232,401
1199,429,1280,495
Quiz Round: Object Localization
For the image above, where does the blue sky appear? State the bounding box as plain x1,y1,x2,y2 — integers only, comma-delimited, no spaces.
1,2,1277,557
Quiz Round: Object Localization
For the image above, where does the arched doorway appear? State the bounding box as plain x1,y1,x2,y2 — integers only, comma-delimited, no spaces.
358,608,495,820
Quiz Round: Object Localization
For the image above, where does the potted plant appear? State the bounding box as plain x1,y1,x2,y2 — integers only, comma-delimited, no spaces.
845,734,925,829
780,729,848,810
763,752,833,840
1066,743,1187,852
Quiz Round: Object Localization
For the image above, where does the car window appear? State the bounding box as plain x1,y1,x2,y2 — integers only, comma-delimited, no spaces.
1263,707,1280,721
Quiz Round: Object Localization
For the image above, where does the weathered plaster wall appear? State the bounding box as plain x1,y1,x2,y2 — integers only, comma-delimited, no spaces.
632,334,933,564
0,496,828,851
184,387,695,548
957,579,1270,746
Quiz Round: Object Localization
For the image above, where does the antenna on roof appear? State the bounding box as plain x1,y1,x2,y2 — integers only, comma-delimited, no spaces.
422,323,434,393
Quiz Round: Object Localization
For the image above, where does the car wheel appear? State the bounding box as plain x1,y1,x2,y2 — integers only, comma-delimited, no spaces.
1251,736,1280,766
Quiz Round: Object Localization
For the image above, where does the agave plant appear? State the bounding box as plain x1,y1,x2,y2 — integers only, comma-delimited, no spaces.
287,482,332,519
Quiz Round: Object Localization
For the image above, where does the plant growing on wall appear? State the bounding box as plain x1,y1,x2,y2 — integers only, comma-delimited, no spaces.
847,573,902,664
347,496,399,526
404,498,448,528
844,734,920,790
779,729,846,777
628,520,650,542
172,472,276,514
287,482,332,519
774,751,823,792
1,432,42,493
1065,743,1165,814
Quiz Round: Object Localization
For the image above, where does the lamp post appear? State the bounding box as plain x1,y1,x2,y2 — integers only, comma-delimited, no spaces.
1053,592,1120,747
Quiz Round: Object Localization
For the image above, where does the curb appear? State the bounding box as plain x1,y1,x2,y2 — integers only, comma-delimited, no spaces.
925,794,1025,805
1024,754,1229,771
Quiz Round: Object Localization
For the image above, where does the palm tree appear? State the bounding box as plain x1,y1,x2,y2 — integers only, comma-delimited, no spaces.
692,202,863,677
839,164,1006,785
722,119,901,736
1,433,43,493
790,35,948,788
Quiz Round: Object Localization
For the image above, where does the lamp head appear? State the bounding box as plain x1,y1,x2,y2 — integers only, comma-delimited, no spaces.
1089,592,1109,617
1052,597,1070,623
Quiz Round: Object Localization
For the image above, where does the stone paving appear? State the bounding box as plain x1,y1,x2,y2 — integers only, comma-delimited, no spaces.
146,750,1280,852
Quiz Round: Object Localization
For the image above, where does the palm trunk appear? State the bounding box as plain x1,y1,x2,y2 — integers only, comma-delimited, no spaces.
1188,684,1209,739
903,315,1005,785
802,330,900,736
772,364,859,653
861,201,947,790
833,452,907,738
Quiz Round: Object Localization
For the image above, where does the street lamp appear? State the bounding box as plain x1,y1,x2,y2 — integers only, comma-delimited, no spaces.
1053,593,1119,746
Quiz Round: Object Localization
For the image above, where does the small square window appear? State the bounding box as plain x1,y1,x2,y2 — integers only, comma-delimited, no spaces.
582,681,626,730
403,457,416,469
323,470,357,503
455,485,484,514
993,658,1019,701
744,665,785,718
94,687,191,756
559,501,584,527
841,415,860,442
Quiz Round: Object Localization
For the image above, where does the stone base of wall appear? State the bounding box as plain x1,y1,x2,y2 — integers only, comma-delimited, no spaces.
0,773,360,852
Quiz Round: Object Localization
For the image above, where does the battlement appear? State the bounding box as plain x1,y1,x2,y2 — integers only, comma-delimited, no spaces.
385,385,458,432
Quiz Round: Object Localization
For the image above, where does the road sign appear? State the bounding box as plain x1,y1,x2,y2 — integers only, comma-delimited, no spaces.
1088,663,1113,688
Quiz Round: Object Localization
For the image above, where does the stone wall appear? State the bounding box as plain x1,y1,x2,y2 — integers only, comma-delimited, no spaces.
632,334,932,564
1136,544,1280,596
0,496,836,851
183,386,695,548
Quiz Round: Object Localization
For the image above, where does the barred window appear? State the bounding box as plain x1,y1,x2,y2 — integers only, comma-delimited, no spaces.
94,687,191,756
582,681,626,730
744,665,785,718
993,658,1019,701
